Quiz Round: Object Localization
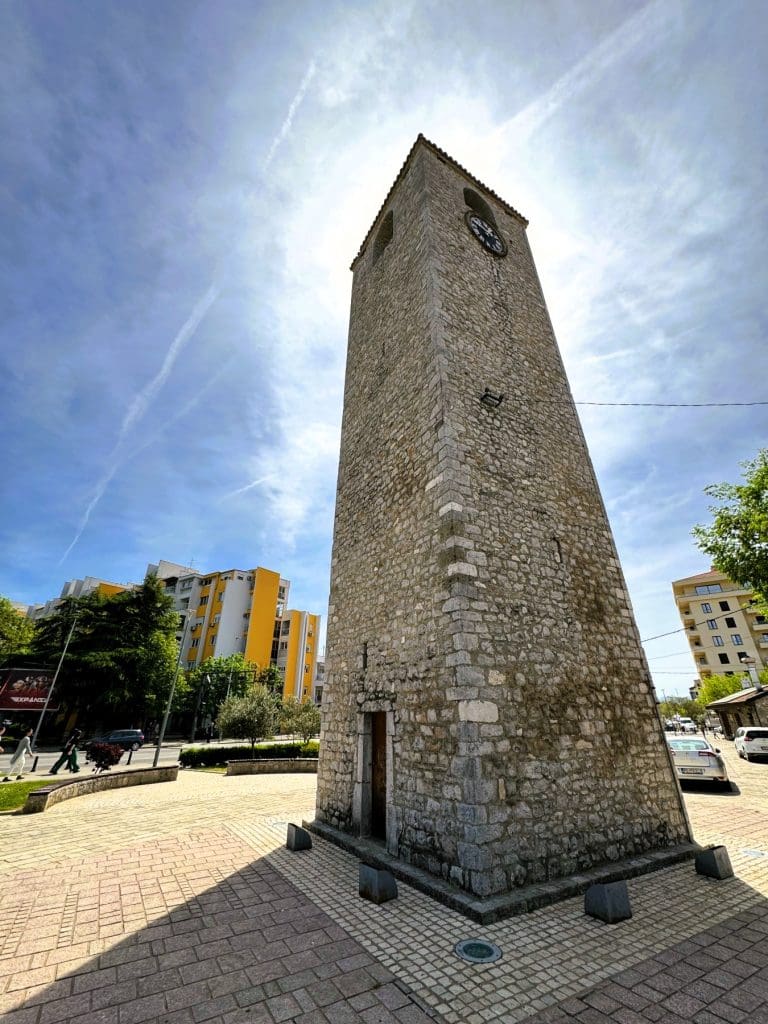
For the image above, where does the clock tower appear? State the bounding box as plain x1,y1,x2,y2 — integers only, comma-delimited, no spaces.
315,136,691,909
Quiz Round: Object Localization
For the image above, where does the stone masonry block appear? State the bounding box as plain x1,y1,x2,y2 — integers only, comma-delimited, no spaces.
584,881,632,923
286,824,313,851
695,845,734,880
359,864,398,905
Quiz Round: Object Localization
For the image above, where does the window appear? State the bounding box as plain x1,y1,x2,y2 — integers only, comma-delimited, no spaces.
731,634,743,645
280,641,288,651
701,602,712,613
199,596,208,606
218,592,223,602
213,615,220,624
725,617,736,628
718,653,730,664
306,645,312,653
464,187,499,231
707,619,717,630
210,635,216,646
713,636,724,647
736,651,747,662
756,615,767,625
695,584,722,595
237,575,243,580
372,210,394,263
191,637,200,648
282,621,291,635
201,578,211,586
719,601,730,611
304,664,310,673
243,611,250,619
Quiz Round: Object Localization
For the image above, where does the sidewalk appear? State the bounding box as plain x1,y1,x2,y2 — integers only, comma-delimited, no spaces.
0,746,767,1023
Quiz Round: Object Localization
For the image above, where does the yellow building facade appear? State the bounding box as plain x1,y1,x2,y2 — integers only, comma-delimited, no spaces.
672,568,768,682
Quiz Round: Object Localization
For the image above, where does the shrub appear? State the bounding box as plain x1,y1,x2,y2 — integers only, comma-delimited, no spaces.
87,742,124,772
179,741,319,768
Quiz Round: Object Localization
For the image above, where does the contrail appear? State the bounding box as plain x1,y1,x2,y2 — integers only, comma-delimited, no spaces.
220,475,273,502
494,0,669,143
116,283,219,447
263,61,317,171
59,283,220,563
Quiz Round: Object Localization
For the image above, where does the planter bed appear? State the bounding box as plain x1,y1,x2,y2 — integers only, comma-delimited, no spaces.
22,765,179,813
225,758,318,776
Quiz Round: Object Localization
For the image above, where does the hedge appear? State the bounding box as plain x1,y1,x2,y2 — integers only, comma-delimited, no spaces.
179,740,319,768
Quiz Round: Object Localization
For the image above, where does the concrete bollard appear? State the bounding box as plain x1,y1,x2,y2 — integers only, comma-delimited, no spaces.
695,845,734,880
584,881,632,923
359,864,398,905
286,824,313,851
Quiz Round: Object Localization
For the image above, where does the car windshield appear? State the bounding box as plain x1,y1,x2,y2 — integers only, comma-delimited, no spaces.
668,739,709,751
745,730,768,738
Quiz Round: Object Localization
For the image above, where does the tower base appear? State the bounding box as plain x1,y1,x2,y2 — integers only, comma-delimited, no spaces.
305,819,700,924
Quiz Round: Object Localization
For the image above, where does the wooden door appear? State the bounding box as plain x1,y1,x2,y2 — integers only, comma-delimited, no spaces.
370,712,387,840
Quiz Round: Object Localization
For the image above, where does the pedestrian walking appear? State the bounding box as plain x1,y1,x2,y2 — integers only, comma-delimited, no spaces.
50,729,82,775
3,728,33,781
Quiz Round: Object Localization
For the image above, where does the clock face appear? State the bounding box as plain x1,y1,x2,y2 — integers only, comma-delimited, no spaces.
466,212,507,257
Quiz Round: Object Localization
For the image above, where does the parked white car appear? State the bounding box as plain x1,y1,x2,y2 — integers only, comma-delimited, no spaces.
666,736,730,788
734,727,768,761
676,717,697,734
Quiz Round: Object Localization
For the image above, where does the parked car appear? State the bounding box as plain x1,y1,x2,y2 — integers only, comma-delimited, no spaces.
734,727,768,761
666,736,730,789
677,717,697,734
85,729,144,752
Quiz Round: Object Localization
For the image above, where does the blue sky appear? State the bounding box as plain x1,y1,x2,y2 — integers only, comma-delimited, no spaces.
1,0,766,696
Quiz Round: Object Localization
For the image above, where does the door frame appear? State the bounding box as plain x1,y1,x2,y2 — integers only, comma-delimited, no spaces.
352,701,395,853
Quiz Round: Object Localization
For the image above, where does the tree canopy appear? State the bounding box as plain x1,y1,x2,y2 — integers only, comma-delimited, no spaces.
694,674,745,709
216,685,278,754
693,449,768,604
31,575,179,728
0,596,35,663
280,696,321,742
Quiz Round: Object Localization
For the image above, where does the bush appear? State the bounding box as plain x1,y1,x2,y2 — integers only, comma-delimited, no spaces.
179,741,318,768
87,742,124,772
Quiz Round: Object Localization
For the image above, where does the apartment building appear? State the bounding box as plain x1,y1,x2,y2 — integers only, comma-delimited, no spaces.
159,563,320,700
672,568,768,682
27,576,132,619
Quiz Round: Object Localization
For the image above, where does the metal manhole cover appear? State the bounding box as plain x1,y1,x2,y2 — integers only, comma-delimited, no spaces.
454,939,502,964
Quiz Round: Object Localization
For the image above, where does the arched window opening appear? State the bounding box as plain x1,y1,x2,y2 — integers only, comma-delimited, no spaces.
464,188,498,230
372,211,394,264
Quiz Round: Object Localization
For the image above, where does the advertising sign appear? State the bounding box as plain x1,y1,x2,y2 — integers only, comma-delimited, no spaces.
0,668,58,712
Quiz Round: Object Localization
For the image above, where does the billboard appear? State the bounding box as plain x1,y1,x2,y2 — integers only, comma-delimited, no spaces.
0,668,58,712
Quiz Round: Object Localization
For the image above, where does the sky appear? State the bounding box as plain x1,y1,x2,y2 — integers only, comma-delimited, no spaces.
1,0,766,697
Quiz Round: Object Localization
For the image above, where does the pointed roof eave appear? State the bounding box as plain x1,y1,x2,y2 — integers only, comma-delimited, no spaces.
350,134,529,270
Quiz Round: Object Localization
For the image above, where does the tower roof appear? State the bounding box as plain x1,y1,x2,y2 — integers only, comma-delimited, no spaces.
351,134,528,269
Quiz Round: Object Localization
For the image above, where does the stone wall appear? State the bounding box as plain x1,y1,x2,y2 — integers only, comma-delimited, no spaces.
23,765,179,813
316,137,690,899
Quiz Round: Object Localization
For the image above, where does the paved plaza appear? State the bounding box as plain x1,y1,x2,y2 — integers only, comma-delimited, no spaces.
2,744,768,1023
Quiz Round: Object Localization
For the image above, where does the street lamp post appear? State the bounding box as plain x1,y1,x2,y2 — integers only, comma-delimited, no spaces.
31,613,78,751
153,614,191,768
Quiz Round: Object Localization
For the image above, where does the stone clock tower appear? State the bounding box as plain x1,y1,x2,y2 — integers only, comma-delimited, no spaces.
315,136,691,906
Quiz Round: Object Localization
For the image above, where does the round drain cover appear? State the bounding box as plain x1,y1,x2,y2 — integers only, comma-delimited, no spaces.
454,939,502,964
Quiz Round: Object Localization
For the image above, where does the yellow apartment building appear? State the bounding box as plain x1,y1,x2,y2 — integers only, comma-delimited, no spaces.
672,568,768,682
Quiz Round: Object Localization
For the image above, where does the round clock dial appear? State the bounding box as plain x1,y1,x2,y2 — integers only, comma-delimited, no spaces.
465,212,507,257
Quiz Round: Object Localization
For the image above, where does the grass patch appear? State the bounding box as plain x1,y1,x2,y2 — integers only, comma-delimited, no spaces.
193,766,227,774
0,779,52,813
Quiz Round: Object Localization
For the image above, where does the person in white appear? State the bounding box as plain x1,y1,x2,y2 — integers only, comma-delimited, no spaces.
3,728,33,781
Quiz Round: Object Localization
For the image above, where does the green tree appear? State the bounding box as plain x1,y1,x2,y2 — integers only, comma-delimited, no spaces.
658,698,700,722
0,596,35,663
216,685,278,754
31,576,179,728
692,449,768,606
695,674,745,711
280,697,321,742
184,653,257,739
255,664,284,697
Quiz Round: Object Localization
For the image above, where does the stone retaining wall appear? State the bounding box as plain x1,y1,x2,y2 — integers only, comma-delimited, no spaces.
23,765,179,813
226,759,318,776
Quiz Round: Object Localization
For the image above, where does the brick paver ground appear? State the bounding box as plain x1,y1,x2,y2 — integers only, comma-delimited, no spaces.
2,741,768,1023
